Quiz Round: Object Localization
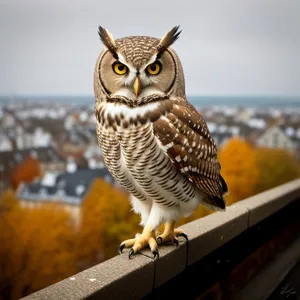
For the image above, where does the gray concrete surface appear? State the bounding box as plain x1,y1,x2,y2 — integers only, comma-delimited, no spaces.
234,178,300,227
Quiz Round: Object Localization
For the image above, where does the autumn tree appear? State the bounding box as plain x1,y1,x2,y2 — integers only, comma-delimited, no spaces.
0,202,77,300
255,148,300,193
11,156,41,189
218,137,259,205
0,189,19,215
79,179,140,263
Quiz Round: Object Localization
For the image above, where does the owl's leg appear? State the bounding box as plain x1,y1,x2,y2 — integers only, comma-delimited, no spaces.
129,196,151,226
119,224,158,259
156,222,188,245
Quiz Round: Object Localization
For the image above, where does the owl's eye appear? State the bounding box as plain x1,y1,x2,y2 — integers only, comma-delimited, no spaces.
113,62,128,75
146,62,161,75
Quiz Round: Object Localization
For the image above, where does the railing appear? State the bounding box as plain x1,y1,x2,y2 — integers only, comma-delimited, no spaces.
23,179,300,300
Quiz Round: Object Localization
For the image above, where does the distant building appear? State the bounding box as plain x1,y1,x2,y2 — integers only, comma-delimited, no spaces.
212,132,232,147
34,147,66,176
248,118,266,129
256,125,297,152
25,127,52,148
0,110,15,128
235,109,253,124
17,168,114,222
84,143,105,169
0,146,66,194
0,133,13,151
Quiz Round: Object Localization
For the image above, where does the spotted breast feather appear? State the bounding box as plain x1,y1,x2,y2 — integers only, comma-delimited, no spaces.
153,98,228,210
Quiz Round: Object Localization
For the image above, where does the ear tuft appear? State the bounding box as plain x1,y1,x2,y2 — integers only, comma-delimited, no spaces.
157,26,182,53
98,26,118,54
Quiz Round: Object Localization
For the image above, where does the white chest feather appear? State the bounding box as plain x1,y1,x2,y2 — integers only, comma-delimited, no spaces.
104,102,160,121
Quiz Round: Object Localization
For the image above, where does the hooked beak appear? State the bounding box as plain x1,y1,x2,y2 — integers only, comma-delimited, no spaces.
133,76,141,97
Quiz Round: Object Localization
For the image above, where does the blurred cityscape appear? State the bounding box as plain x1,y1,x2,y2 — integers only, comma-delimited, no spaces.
0,95,300,299
1,96,300,207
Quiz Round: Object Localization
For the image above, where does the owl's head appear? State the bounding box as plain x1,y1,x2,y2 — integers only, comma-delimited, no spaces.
94,26,185,106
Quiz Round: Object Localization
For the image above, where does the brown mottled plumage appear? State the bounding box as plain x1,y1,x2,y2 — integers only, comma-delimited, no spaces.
94,26,227,258
116,36,159,69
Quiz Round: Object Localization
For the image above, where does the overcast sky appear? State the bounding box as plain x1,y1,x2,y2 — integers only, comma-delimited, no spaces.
0,0,300,97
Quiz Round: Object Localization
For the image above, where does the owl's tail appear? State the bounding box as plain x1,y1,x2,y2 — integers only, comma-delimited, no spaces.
200,175,228,211
219,174,228,195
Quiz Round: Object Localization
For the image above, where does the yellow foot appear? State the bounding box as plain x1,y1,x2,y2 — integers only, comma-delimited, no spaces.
119,226,159,259
156,222,188,246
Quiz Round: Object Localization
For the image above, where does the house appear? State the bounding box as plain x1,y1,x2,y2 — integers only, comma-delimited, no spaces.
17,168,114,222
0,133,13,151
0,110,16,129
40,148,66,175
24,126,52,148
256,125,297,152
235,109,253,124
84,143,105,169
0,147,66,195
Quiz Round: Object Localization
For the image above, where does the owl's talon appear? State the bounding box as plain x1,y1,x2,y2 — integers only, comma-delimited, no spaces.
155,222,188,246
178,232,188,242
156,237,163,245
173,238,179,247
120,227,157,259
128,248,134,259
119,243,125,254
119,226,187,259
152,250,159,260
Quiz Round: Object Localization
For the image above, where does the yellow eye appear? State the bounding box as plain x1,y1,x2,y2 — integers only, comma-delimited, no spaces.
146,62,161,75
113,62,128,75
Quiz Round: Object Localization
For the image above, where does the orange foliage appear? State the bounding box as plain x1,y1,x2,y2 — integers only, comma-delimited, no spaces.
255,148,300,194
0,180,139,299
0,189,19,214
11,156,41,189
79,179,139,262
218,137,259,205
2,141,299,300
0,199,77,300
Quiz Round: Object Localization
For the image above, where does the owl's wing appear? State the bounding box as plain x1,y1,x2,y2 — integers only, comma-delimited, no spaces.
153,98,227,210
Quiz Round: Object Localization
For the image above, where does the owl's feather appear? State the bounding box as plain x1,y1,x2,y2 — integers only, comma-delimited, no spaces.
157,26,182,54
98,26,118,56
153,98,227,210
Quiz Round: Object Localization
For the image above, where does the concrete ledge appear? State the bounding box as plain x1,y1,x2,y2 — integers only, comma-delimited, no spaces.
127,239,187,288
152,240,187,288
22,179,300,300
233,178,300,227
181,205,249,266
22,254,155,300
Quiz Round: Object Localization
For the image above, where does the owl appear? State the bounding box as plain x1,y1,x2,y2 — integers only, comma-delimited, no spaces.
94,26,228,259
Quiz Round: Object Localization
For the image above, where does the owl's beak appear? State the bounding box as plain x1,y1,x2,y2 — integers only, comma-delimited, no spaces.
133,76,141,97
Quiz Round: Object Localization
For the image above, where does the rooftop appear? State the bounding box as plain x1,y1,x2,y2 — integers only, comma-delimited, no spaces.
17,168,114,206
